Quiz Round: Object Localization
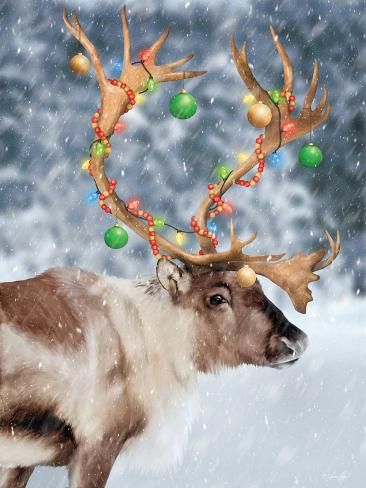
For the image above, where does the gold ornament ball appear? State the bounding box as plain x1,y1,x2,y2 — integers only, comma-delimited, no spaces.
69,53,90,76
247,101,272,128
237,265,257,288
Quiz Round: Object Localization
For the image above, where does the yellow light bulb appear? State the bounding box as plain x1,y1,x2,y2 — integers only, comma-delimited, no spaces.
135,93,145,105
242,92,256,105
175,232,186,246
236,151,250,164
81,159,90,171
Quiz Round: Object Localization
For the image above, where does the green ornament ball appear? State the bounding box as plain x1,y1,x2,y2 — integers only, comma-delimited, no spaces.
169,90,197,120
298,143,323,168
104,224,129,249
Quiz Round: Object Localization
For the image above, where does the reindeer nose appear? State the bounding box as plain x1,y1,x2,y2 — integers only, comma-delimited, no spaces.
269,319,309,369
278,320,309,357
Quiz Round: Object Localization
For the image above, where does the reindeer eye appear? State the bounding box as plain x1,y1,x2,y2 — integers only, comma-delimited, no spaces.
209,294,227,306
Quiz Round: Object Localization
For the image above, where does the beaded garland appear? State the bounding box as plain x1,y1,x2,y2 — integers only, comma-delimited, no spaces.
87,80,295,258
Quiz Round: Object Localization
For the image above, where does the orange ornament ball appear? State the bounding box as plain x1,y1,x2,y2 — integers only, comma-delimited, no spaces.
69,52,90,76
247,101,272,128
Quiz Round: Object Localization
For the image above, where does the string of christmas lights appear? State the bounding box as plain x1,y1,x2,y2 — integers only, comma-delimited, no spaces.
85,76,305,257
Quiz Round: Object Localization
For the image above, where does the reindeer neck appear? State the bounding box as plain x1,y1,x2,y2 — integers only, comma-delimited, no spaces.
104,275,198,384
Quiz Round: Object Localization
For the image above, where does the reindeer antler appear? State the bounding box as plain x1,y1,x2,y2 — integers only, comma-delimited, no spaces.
63,9,339,314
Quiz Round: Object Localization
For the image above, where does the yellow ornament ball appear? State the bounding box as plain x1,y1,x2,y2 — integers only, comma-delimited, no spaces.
237,265,257,288
69,52,90,76
247,101,272,128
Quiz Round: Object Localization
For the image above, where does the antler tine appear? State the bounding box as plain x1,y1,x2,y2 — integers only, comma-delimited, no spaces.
230,35,271,104
63,8,107,90
149,25,171,54
301,60,319,116
157,70,207,83
161,54,194,71
314,86,328,115
230,219,257,252
269,25,293,94
121,6,131,65
313,230,341,271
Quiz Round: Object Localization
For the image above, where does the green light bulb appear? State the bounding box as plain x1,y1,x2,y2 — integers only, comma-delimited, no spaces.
146,78,156,92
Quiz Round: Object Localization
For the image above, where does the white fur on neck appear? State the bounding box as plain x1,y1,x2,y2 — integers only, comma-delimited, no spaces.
105,276,201,472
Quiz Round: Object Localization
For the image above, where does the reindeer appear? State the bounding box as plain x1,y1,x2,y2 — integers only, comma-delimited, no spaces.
0,7,339,488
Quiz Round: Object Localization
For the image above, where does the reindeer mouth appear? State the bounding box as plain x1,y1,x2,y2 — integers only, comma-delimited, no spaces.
269,336,308,369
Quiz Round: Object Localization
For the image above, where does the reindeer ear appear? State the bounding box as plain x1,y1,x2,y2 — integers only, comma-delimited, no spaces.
156,259,191,297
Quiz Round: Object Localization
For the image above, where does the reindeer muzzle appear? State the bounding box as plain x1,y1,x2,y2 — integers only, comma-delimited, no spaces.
269,322,309,369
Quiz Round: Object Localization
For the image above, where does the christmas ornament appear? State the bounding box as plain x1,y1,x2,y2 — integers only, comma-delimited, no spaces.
237,265,257,287
69,52,90,76
154,216,166,230
268,152,282,167
169,90,197,120
298,143,323,168
269,89,281,104
104,224,129,249
247,101,272,128
242,92,256,105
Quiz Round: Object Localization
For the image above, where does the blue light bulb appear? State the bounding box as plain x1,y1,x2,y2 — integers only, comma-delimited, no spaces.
208,221,217,234
111,58,123,78
268,152,282,167
86,190,99,204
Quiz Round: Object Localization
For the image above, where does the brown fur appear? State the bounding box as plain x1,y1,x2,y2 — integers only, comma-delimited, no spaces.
0,265,307,487
179,271,291,372
0,268,101,350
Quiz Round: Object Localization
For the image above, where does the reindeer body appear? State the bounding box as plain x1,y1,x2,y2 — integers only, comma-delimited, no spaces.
0,263,308,487
0,267,201,479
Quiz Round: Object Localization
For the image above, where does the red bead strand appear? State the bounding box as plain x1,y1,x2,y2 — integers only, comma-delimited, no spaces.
235,133,265,187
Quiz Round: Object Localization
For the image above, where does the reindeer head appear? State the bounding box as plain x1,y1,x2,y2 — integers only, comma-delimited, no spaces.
157,260,308,372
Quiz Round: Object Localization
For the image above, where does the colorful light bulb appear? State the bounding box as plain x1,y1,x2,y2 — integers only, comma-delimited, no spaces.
154,216,166,230
268,152,282,167
175,232,187,246
242,92,256,105
127,199,141,210
215,165,230,180
85,190,99,204
236,152,250,164
208,221,217,233
146,78,156,92
81,159,90,171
